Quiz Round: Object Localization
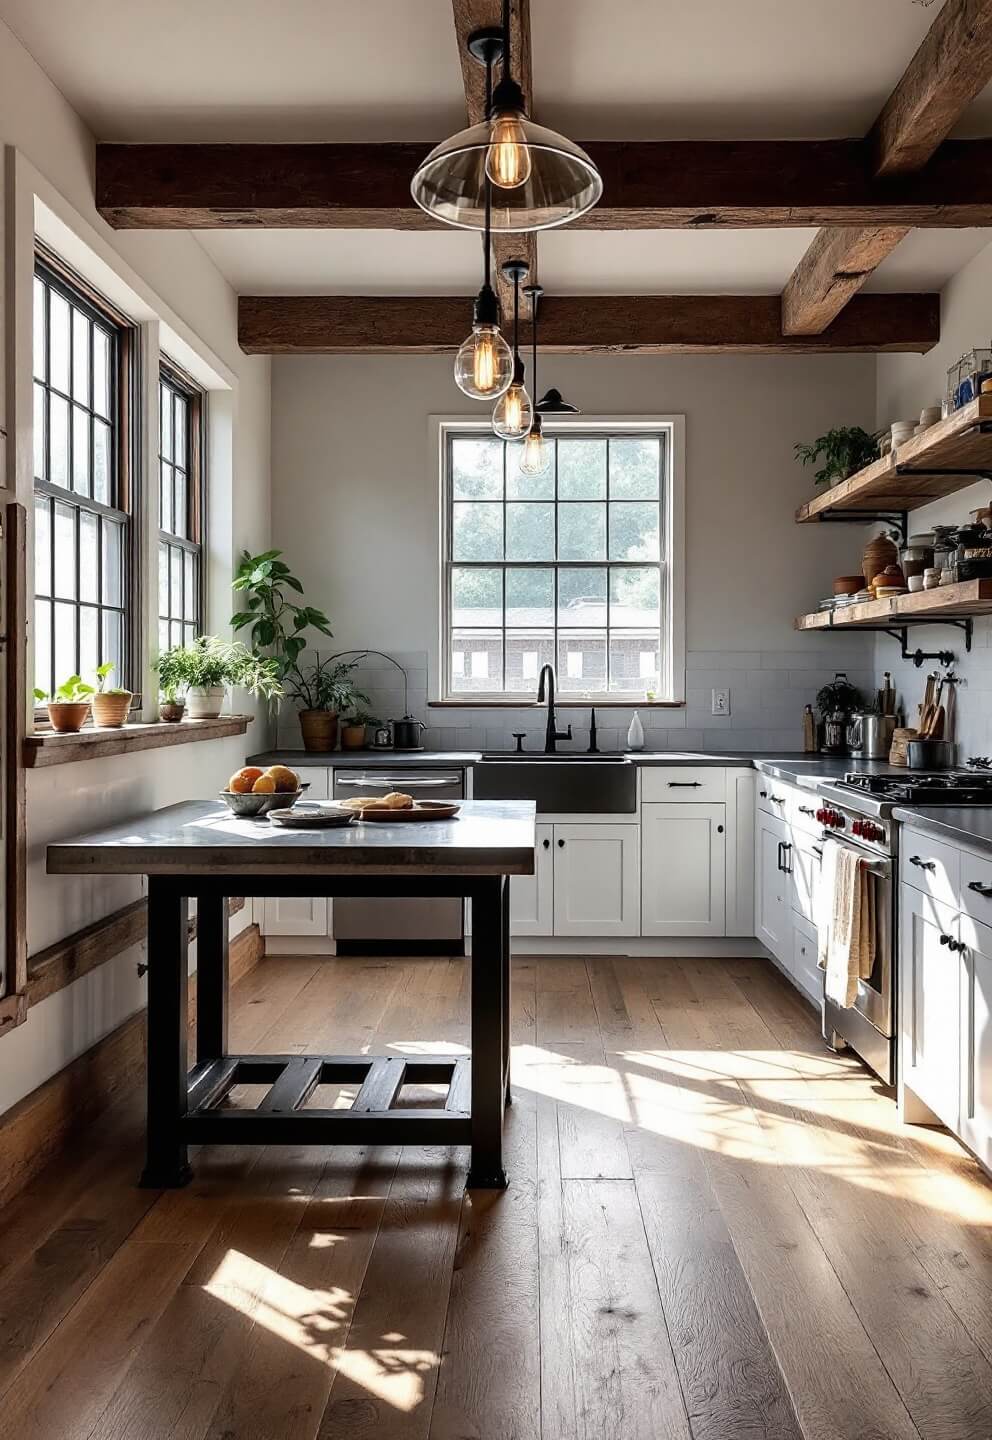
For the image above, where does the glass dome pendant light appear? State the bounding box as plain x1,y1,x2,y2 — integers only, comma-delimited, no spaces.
517,283,551,477
410,1,602,233
453,176,514,400
492,259,533,440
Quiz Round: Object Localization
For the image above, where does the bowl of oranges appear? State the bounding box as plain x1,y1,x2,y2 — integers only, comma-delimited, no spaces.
220,764,307,818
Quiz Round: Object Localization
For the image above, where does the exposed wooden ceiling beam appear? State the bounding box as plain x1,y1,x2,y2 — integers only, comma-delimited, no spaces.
452,1,537,318
95,138,992,231
238,293,938,356
783,0,992,336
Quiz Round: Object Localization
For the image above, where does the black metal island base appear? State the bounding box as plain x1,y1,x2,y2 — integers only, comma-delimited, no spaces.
47,799,536,1191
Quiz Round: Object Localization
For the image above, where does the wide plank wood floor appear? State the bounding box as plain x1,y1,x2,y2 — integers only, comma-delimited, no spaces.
2,952,992,1438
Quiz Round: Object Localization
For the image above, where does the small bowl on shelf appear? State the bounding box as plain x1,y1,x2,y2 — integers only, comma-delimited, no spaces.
218,784,309,818
832,575,865,596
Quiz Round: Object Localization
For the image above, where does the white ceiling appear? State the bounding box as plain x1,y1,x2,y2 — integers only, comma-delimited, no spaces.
2,0,990,296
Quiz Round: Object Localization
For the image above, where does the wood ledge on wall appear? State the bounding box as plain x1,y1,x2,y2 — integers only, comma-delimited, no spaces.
23,714,252,768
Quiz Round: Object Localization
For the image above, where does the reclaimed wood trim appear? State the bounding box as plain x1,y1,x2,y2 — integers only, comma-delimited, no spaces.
23,713,252,768
95,138,992,230
6,505,28,1005
238,293,939,356
26,896,246,1008
781,225,910,337
0,920,263,1209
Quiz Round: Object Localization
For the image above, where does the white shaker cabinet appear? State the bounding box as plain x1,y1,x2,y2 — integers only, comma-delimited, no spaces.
755,813,791,968
552,823,640,937
510,822,554,936
959,910,992,1171
640,803,726,936
900,885,962,1134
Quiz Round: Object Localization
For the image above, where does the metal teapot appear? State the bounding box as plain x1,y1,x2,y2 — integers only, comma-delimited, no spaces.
391,716,426,750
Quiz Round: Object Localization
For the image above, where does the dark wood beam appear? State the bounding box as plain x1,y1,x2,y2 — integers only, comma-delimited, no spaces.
95,138,992,231
237,292,938,356
783,0,992,335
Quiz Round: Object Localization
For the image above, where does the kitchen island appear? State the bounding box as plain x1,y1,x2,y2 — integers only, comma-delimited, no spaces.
47,799,536,1191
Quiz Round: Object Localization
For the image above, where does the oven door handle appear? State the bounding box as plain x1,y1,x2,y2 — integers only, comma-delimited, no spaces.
968,881,992,899
335,776,460,789
821,833,891,879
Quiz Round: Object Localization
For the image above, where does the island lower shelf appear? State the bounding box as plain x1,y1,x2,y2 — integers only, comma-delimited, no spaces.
795,579,992,631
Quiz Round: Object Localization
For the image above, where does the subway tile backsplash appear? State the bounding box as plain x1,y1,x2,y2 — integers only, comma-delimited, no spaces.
275,645,874,755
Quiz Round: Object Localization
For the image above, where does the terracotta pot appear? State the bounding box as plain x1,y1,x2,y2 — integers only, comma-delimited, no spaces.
159,700,186,724
862,531,899,586
299,709,338,752
340,723,367,751
46,701,90,733
186,685,226,720
92,691,132,728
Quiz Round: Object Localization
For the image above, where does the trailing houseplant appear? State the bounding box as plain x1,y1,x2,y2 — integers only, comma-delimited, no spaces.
154,637,282,721
33,674,96,733
283,658,369,752
230,550,333,679
91,662,133,729
795,427,879,489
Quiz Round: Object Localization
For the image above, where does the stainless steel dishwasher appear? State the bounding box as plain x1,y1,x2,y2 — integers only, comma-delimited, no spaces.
330,768,466,954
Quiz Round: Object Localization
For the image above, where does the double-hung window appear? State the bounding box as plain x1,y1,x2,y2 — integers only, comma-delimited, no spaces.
32,259,133,699
158,367,203,653
441,423,681,701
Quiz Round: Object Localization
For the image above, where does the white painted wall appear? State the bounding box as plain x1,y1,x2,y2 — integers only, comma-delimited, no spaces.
0,19,272,1115
876,237,992,759
271,351,877,753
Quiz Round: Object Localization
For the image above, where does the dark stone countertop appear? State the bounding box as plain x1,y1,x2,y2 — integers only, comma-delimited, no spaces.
248,748,825,771
892,806,992,857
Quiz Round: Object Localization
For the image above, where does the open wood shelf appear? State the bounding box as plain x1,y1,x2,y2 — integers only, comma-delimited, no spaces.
795,394,992,522
795,578,992,632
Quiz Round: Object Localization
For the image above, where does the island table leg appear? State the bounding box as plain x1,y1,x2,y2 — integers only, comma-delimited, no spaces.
195,893,229,1064
502,874,511,1106
139,879,192,1188
467,877,507,1190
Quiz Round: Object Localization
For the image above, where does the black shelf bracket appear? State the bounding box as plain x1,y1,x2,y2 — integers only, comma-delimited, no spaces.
818,509,908,543
844,617,973,667
894,464,992,484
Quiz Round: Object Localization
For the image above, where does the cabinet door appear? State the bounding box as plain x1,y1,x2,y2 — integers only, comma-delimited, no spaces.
900,886,961,1133
261,895,329,937
641,803,726,936
959,911,992,1170
511,822,554,937
755,815,790,966
553,824,639,937
791,832,821,925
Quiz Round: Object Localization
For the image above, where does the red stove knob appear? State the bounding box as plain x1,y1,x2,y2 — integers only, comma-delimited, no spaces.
852,819,864,836
816,808,826,824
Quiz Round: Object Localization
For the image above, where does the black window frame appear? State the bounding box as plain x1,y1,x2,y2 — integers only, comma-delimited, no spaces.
157,361,205,655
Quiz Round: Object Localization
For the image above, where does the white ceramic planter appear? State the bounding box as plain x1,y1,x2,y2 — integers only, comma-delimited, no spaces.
186,685,226,720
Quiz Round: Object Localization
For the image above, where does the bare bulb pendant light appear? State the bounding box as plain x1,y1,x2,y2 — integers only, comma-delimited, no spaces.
517,283,551,477
410,3,602,233
453,125,513,400
492,260,533,440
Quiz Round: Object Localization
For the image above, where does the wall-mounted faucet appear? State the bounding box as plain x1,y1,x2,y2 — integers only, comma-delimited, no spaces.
537,664,572,753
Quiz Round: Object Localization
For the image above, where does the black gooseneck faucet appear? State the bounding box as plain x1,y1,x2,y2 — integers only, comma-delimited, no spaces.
537,664,572,753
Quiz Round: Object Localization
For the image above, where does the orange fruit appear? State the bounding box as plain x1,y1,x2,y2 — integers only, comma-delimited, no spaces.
251,774,277,793
228,766,263,793
266,764,300,793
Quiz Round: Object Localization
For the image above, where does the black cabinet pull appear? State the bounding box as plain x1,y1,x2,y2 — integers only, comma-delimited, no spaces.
910,856,936,871
667,781,702,788
799,805,816,816
777,841,792,873
557,838,565,848
542,838,550,849
939,932,954,947
759,790,768,798
782,842,793,874
770,794,785,805
968,880,992,897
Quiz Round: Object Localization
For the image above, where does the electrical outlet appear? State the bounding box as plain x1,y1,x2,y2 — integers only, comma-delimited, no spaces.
711,688,730,716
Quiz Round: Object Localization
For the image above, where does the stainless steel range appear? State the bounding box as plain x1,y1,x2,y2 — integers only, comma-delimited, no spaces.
811,769,992,1087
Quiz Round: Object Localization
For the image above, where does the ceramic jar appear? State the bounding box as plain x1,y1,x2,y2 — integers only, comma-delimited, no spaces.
862,531,899,586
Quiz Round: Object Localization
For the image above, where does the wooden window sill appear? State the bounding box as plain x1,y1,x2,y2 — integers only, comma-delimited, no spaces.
24,714,253,769
428,699,685,709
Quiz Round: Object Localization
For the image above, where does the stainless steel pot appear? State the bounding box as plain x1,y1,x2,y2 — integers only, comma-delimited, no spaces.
847,712,896,760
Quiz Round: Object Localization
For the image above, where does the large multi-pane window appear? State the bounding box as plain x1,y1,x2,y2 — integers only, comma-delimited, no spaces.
443,429,671,698
32,260,131,699
158,368,203,653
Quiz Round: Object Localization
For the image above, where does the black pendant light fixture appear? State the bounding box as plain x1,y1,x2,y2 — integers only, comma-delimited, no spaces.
535,386,580,417
517,283,551,477
492,259,533,440
411,1,602,233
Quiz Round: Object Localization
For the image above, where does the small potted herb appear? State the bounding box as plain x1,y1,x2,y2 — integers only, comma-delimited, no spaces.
154,637,282,721
795,428,879,489
33,674,95,732
284,658,369,752
91,662,133,729
340,711,378,751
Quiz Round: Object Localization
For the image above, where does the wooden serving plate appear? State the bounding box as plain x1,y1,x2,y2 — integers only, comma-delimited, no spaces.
360,801,461,823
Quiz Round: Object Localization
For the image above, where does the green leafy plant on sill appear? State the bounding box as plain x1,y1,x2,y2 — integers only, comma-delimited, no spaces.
95,662,130,696
153,636,283,703
283,656,369,715
231,549,333,679
345,710,379,727
33,674,96,705
794,427,879,488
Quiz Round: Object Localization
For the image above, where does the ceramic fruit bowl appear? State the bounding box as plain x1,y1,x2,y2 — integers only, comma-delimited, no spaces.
219,784,309,818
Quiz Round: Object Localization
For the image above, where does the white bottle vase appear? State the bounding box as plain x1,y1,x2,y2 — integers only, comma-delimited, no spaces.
627,711,645,751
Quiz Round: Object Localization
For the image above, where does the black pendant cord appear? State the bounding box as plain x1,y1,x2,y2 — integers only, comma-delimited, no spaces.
482,53,494,291
501,0,512,86
530,290,539,395
512,271,520,361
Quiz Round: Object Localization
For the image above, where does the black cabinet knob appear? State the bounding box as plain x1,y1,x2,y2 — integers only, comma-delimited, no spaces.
542,838,550,849
557,838,565,848
717,825,724,834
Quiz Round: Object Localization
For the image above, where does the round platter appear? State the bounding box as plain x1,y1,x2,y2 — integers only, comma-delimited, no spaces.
267,804,356,829
360,801,461,823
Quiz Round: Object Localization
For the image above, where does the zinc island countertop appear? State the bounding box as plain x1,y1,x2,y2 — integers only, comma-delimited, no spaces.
46,798,537,878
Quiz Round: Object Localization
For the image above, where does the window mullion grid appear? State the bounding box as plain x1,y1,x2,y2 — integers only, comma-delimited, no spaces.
605,435,611,692
501,445,507,693
553,436,559,689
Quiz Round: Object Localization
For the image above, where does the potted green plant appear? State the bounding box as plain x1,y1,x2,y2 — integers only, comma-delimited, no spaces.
154,647,194,722
340,711,379,752
155,637,282,721
91,662,133,729
33,674,95,732
230,550,333,680
795,427,879,489
284,658,369,752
